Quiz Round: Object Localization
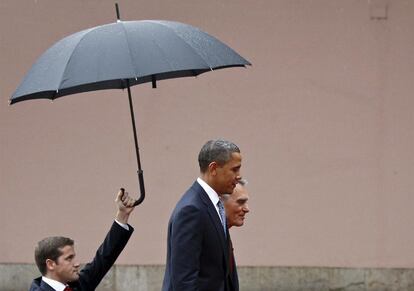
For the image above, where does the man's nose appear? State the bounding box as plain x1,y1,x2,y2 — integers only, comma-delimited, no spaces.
243,203,250,213
74,261,80,268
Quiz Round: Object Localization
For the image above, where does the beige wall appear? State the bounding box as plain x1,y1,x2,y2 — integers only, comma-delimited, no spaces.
1,0,414,268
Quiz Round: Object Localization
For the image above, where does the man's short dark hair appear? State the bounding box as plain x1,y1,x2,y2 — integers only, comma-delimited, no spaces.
34,236,74,275
198,139,240,173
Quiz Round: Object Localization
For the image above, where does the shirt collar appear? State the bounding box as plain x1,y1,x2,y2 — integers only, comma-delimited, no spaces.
42,276,67,291
197,177,220,206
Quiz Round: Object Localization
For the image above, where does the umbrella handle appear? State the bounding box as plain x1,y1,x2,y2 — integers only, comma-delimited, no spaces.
134,170,145,206
120,186,143,206
125,79,146,206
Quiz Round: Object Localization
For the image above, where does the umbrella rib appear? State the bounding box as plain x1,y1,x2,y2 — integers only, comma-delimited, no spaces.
147,21,212,71
123,21,184,79
147,37,179,73
119,22,140,81
126,20,181,76
120,21,177,81
57,27,95,91
146,38,179,74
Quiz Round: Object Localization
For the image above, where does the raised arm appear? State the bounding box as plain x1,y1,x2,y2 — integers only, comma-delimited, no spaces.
77,189,136,290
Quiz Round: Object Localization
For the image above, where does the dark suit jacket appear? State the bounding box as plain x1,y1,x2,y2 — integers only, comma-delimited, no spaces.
162,181,239,291
29,221,133,291
229,238,239,291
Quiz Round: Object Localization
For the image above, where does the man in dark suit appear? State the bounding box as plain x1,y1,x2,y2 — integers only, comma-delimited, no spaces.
162,139,242,291
29,189,136,291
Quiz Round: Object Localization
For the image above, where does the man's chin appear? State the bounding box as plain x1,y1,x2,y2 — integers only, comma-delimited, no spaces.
70,273,80,281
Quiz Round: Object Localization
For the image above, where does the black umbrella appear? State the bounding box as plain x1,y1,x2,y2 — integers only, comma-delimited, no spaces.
10,4,251,205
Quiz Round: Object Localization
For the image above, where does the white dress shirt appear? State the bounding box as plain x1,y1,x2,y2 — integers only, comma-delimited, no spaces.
196,177,223,224
42,276,66,291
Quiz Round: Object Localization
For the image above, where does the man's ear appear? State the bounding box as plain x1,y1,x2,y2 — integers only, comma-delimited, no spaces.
208,161,218,176
46,258,56,272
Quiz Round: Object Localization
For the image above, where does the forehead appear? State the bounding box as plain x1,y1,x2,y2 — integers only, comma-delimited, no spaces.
233,185,249,200
226,152,242,165
58,245,75,257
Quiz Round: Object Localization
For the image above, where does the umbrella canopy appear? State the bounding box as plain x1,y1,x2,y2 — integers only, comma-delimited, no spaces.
10,16,250,205
11,20,250,103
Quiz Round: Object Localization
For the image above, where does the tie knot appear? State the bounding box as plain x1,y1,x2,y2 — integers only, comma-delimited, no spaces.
64,286,73,291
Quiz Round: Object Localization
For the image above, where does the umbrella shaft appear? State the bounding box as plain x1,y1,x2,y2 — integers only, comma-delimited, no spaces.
127,81,142,170
126,80,145,205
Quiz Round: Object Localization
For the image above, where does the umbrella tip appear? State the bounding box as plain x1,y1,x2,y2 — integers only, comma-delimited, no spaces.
151,75,157,89
115,3,121,21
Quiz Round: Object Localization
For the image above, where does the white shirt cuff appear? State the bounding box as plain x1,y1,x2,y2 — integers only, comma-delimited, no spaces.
115,219,129,231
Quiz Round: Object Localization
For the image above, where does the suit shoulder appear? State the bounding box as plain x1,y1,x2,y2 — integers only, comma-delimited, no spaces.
173,184,201,205
29,277,43,291
172,192,206,220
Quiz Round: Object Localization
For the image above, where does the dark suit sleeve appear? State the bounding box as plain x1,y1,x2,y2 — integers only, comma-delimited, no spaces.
171,205,203,291
77,221,134,290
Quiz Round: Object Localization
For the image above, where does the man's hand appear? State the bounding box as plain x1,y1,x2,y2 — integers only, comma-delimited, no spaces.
115,188,137,224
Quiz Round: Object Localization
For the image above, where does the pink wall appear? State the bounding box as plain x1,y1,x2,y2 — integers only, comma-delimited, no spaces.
1,0,414,268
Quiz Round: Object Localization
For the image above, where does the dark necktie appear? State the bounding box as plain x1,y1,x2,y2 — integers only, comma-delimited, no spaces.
229,237,235,274
64,286,73,291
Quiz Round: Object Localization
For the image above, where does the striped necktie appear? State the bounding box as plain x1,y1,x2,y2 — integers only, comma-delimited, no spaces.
217,199,227,237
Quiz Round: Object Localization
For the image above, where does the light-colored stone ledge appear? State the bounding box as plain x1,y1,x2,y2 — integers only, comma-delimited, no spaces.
1,264,414,291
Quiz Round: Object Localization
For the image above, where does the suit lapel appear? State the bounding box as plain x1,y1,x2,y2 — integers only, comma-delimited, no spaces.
192,182,230,267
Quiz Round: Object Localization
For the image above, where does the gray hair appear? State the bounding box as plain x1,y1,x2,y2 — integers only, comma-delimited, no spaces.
238,178,248,186
198,139,240,173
